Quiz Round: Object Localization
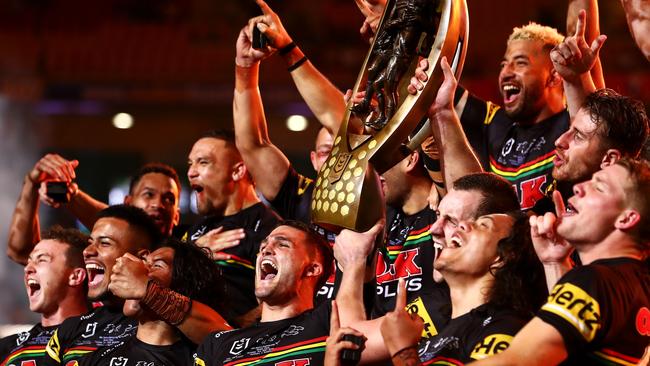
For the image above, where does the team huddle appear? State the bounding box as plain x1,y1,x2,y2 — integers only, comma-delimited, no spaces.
1,0,649,365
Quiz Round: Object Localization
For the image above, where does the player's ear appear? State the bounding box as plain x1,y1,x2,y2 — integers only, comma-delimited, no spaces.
232,161,248,182
69,267,87,287
600,149,621,168
304,261,323,279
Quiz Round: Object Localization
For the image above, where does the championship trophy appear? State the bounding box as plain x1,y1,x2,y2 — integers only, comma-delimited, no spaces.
311,0,468,232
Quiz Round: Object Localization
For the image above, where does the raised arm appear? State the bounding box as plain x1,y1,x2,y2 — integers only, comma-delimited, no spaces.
619,0,650,61
427,57,482,188
254,0,346,135
233,23,292,202
552,10,607,117
7,154,77,264
334,220,384,325
567,0,605,89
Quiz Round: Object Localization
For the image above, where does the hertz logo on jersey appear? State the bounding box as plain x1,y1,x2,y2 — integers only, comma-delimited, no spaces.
406,297,438,339
542,282,601,342
470,334,513,360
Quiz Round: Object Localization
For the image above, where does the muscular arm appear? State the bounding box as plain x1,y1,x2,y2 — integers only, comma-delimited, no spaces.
233,58,291,202
178,300,233,344
7,176,41,264
620,0,650,61
253,0,345,135
65,190,108,230
428,58,482,188
281,46,346,135
470,317,568,366
567,0,605,89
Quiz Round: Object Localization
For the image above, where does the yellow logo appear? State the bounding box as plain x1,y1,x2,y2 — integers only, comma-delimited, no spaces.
45,329,62,363
195,357,206,366
406,297,438,338
470,334,513,360
542,282,601,342
484,102,501,125
297,176,313,196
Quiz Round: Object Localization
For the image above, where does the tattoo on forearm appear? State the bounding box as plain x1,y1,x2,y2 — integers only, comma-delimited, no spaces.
392,347,421,366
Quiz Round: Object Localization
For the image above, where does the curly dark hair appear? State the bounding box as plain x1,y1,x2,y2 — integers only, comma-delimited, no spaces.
158,238,226,313
585,88,649,159
486,211,547,316
41,225,89,268
96,204,162,251
277,220,334,292
128,162,181,197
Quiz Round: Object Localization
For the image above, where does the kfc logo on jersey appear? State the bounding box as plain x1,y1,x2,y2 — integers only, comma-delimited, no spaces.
229,338,251,355
275,358,310,366
109,357,129,366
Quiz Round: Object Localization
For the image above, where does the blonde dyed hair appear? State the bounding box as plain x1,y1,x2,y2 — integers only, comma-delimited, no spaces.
507,22,564,51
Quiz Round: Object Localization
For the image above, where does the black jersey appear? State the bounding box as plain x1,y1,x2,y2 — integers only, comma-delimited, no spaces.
537,257,650,365
75,337,194,366
373,206,442,316
194,302,331,366
405,288,451,341
459,88,569,210
0,323,56,366
417,302,529,365
270,166,315,225
183,202,279,325
42,306,137,365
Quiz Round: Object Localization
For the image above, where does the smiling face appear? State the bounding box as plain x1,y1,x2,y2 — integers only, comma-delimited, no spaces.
498,39,554,122
255,226,320,304
434,214,515,278
187,137,238,217
429,188,484,250
125,172,180,236
24,240,76,315
557,164,631,246
553,107,609,183
84,217,148,301
123,247,174,318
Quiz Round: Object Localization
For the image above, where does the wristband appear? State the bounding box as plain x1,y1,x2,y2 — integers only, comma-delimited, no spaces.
287,56,308,72
141,280,192,326
279,42,296,55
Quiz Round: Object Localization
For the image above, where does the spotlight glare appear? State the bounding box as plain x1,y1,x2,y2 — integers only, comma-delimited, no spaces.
286,115,308,132
113,113,134,129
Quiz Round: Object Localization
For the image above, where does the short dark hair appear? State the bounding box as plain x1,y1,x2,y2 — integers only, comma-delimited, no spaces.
278,220,334,291
96,205,162,251
41,225,89,268
585,88,649,158
200,129,237,146
128,163,181,197
487,211,547,316
615,158,650,245
452,173,521,216
158,238,225,312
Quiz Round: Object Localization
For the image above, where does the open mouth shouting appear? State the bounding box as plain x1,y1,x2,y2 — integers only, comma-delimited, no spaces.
86,263,106,289
501,83,521,107
259,259,278,281
26,278,41,298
